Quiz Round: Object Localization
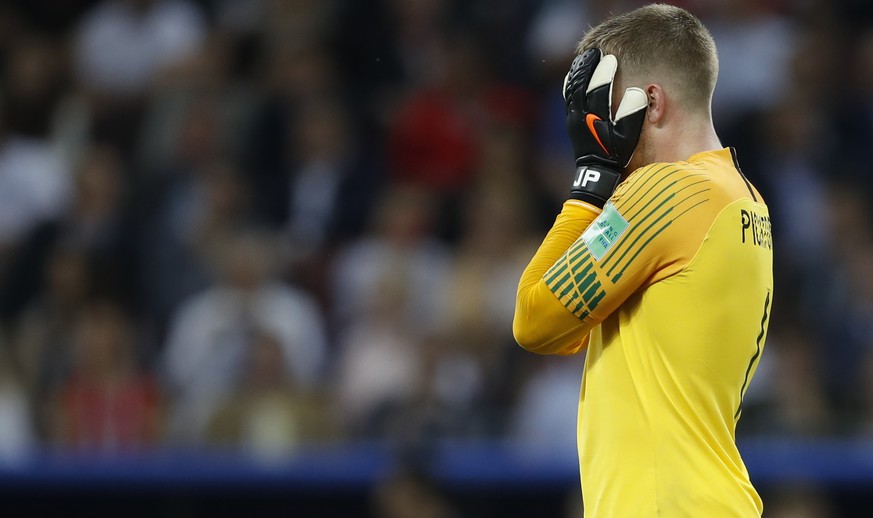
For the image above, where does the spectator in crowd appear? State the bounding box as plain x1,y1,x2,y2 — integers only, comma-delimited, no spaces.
206,331,335,462
161,229,327,443
248,37,341,185
747,327,833,436
0,36,72,256
334,263,426,438
385,33,480,196
856,344,873,435
13,245,90,436
73,0,207,155
141,157,253,327
509,355,581,455
74,0,206,97
138,94,256,326
1,144,138,320
835,26,873,195
698,0,797,128
48,302,161,453
276,97,382,300
0,342,34,465
284,98,379,251
330,185,450,338
249,96,381,289
813,187,873,418
434,181,538,432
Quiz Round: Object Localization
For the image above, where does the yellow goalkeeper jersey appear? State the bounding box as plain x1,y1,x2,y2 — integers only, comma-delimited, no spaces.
514,148,772,517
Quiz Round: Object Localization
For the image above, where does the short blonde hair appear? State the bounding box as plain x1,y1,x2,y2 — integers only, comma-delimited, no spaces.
577,4,718,111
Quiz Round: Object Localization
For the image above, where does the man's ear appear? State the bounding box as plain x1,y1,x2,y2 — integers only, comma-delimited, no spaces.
645,84,666,126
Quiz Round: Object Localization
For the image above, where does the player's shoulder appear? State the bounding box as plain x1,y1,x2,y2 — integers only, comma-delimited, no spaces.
610,158,713,221
622,157,697,183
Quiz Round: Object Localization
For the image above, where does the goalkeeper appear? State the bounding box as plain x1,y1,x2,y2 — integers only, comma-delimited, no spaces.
513,4,773,517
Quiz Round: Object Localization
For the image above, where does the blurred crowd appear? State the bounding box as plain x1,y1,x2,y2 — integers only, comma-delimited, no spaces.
0,0,871,489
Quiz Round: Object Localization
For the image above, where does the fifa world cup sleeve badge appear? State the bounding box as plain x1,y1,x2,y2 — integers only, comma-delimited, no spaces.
581,202,629,261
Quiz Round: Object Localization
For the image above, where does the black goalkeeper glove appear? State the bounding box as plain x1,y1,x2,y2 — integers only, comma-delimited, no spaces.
564,48,648,207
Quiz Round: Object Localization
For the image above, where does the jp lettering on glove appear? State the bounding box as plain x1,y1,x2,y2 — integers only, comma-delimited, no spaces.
563,48,648,207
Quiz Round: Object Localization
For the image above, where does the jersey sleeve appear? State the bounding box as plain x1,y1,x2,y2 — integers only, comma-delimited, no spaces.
513,163,713,355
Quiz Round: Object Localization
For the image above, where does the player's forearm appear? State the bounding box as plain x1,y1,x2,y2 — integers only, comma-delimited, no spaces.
513,200,600,355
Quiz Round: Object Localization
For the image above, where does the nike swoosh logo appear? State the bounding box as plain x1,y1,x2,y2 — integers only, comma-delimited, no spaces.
585,113,609,154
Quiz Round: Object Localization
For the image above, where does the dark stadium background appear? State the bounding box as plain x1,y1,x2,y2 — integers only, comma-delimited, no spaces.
0,0,871,516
